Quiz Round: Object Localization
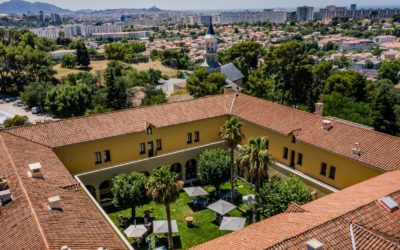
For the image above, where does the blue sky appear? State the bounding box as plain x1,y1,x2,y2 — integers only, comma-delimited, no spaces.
9,0,400,10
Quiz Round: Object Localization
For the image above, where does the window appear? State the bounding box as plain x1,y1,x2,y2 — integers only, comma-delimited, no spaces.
104,150,111,162
291,135,296,143
194,131,200,142
297,153,303,166
320,162,327,176
266,140,269,149
283,147,289,159
140,143,146,155
94,152,102,165
187,133,192,144
329,166,336,180
156,139,162,150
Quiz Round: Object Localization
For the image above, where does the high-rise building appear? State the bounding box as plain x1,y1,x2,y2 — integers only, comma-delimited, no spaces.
350,4,357,10
296,6,314,22
218,10,287,24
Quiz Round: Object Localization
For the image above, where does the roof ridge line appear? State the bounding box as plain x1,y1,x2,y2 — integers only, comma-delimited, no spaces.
229,93,238,114
0,135,50,249
352,223,400,246
271,189,400,248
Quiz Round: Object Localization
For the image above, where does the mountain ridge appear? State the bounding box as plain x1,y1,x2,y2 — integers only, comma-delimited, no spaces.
0,0,72,14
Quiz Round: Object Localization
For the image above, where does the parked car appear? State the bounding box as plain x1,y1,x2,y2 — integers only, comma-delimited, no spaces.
31,107,41,114
13,100,23,107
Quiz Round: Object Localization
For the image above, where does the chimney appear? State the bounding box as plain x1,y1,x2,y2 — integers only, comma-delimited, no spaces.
28,162,43,179
48,196,62,211
0,189,12,206
306,239,323,250
315,103,324,116
352,143,361,156
321,120,332,130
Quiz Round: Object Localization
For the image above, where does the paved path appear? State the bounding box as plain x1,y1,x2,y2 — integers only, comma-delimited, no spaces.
0,101,53,124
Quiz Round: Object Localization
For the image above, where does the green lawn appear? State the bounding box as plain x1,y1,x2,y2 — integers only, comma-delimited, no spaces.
106,180,254,249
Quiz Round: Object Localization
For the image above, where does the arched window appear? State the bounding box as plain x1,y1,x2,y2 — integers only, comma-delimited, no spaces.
185,159,197,181
171,163,183,180
85,185,96,198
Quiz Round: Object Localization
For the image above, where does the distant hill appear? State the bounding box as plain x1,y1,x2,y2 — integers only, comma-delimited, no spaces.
0,0,72,14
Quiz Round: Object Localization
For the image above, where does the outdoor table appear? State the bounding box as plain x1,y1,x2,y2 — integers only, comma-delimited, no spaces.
185,216,194,227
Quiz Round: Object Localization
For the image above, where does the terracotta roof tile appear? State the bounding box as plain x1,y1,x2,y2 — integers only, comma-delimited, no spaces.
191,171,400,250
0,133,127,250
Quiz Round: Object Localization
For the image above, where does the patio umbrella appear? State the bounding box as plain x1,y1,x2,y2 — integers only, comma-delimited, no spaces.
219,217,246,231
124,224,148,238
183,187,208,197
242,194,255,205
207,199,236,215
153,220,179,234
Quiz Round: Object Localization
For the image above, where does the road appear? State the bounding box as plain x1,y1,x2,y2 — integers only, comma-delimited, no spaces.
0,101,54,124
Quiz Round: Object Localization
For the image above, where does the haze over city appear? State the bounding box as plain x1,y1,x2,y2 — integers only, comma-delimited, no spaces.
3,0,400,10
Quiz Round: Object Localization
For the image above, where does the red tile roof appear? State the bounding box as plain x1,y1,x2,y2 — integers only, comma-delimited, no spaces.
231,94,400,172
0,133,127,250
4,94,232,148
191,170,400,250
4,93,400,172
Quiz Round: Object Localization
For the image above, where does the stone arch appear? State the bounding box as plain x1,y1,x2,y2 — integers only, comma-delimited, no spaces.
85,185,96,198
99,180,112,204
185,159,197,181
171,163,183,180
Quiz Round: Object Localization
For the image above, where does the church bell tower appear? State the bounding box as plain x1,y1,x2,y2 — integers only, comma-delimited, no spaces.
201,20,221,74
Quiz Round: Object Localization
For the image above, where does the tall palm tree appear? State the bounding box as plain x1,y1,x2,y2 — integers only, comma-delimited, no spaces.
239,137,274,222
147,165,183,250
219,117,244,203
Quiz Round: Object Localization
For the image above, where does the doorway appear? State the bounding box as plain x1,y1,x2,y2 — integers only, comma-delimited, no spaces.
148,141,154,157
290,150,295,168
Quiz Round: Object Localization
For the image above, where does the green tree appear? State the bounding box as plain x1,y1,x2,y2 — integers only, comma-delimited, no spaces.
146,165,183,250
219,117,244,203
186,68,226,98
371,81,400,135
2,115,29,128
324,70,369,102
218,41,261,77
141,86,167,106
257,175,312,218
61,54,76,68
45,83,93,118
111,172,148,220
239,137,274,222
198,148,230,193
104,61,130,110
20,82,53,109
323,92,373,126
378,59,400,84
75,41,90,68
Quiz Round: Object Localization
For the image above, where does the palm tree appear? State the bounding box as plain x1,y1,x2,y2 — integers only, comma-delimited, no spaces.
219,117,244,203
239,137,274,222
147,165,183,250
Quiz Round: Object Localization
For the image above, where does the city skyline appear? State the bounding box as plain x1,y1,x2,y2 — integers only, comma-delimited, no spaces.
3,0,400,11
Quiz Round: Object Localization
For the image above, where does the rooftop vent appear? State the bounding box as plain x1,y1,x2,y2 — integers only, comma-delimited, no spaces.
380,196,399,212
48,196,62,211
306,239,323,250
315,103,324,116
322,120,332,131
60,246,71,250
28,162,43,179
352,143,361,156
0,177,8,191
0,189,12,207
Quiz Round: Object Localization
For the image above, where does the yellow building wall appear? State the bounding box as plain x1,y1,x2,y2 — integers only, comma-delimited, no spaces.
55,116,228,175
240,120,383,190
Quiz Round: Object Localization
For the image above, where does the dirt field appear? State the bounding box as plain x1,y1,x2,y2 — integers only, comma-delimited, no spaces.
54,60,180,79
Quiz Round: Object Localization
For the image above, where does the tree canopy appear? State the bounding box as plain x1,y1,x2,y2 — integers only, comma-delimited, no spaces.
257,175,312,219
186,68,227,98
198,148,230,192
